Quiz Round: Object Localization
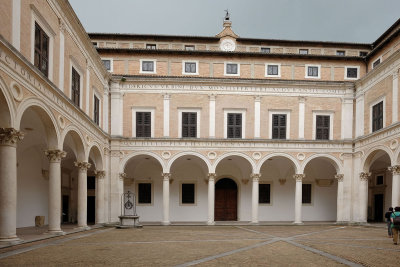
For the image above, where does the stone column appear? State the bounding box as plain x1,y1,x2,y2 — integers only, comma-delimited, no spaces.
95,170,106,224
58,20,65,92
251,173,261,224
334,174,344,222
207,173,216,225
45,150,66,234
254,96,261,138
163,94,170,137
74,161,91,229
359,172,370,223
298,97,305,139
209,95,216,138
0,128,24,242
293,174,305,224
388,165,400,207
392,71,398,123
162,173,171,225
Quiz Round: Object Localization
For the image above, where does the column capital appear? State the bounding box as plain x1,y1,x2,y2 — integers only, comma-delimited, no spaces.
74,161,91,171
0,128,24,146
94,170,106,179
163,94,171,100
298,96,306,103
254,96,261,102
359,172,371,181
207,173,217,181
250,173,261,181
119,172,127,180
293,174,305,181
388,165,400,175
45,150,67,163
161,173,171,180
58,18,66,33
208,94,216,101
393,71,399,80
334,174,344,182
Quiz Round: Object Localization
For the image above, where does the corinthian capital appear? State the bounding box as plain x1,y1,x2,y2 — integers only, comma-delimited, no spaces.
45,150,67,162
74,161,91,171
293,174,305,181
161,173,171,180
207,173,217,181
359,172,371,181
119,172,127,180
250,173,261,181
388,165,400,175
94,170,106,179
334,174,344,182
0,128,24,146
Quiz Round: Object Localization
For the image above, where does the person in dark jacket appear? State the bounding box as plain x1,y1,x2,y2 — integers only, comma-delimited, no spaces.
390,206,400,245
385,207,393,237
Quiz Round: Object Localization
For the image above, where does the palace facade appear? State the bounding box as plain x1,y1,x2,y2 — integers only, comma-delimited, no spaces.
0,0,400,242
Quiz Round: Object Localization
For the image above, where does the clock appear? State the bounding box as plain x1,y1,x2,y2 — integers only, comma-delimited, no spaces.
220,39,236,52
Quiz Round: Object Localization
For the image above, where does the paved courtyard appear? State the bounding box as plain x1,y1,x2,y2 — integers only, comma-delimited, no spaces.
0,225,399,266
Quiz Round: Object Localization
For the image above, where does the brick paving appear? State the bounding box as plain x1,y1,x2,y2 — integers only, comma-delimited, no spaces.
0,225,399,266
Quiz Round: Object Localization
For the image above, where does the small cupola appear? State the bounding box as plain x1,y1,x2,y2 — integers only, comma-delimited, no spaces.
216,10,239,51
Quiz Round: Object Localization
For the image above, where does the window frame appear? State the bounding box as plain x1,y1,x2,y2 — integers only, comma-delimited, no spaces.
260,47,271,53
146,44,156,49
359,51,368,57
178,108,201,138
224,62,240,76
265,63,281,78
258,182,272,205
69,60,84,109
179,181,197,206
136,181,153,206
268,110,290,139
132,107,155,137
370,97,385,133
224,109,246,139
101,58,113,72
140,59,157,74
344,66,360,80
312,111,334,140
336,50,346,56
372,57,382,69
182,60,199,75
184,45,195,51
375,173,384,186
299,49,309,55
305,64,321,79
302,183,313,205
93,90,101,126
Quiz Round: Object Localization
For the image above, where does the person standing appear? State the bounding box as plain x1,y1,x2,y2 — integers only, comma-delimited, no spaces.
385,207,394,237
390,206,400,245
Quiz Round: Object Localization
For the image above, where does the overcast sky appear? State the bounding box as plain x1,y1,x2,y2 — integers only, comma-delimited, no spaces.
69,0,400,43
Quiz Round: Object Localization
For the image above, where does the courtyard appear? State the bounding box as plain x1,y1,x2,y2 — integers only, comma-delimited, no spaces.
0,225,399,266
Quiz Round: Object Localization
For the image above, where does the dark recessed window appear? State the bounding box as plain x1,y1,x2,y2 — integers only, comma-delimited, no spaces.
71,67,80,107
259,184,271,204
299,49,309,55
307,66,319,77
138,183,152,204
92,42,98,47
372,101,383,132
102,59,111,71
346,67,358,79
136,112,151,137
376,175,384,185
227,113,242,138
184,62,197,73
94,95,100,125
267,65,279,76
302,184,312,204
34,22,49,76
181,183,195,204
185,45,195,51
316,115,330,140
182,112,197,138
146,44,156,49
359,51,368,57
272,114,286,139
226,63,238,75
336,50,345,56
87,176,95,190
373,58,381,68
142,61,154,72
261,47,271,53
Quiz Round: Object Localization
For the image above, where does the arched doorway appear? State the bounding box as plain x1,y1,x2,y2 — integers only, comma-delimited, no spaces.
215,178,237,221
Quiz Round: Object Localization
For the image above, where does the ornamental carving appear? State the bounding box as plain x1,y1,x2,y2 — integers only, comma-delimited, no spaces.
207,173,217,180
388,165,400,175
161,173,171,180
250,173,261,182
74,161,91,171
334,174,344,182
45,150,67,162
94,170,106,179
0,128,24,146
293,174,305,181
119,173,127,180
359,172,371,181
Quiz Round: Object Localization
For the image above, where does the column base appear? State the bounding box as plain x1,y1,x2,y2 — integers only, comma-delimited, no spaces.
74,226,91,231
293,221,304,225
45,230,66,236
161,221,170,226
207,221,215,225
250,221,259,225
0,236,22,244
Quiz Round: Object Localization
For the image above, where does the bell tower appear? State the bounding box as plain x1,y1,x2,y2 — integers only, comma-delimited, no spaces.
216,10,239,52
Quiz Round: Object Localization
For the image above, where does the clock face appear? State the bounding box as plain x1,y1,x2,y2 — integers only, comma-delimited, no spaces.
220,39,236,52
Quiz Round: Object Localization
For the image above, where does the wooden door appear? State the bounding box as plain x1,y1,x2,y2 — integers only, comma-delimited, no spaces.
215,178,237,221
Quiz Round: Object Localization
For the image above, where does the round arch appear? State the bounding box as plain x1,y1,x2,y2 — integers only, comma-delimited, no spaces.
212,152,256,174
256,153,300,174
0,76,15,128
301,154,343,174
166,151,212,173
394,144,400,165
15,97,60,149
87,143,104,171
120,151,166,173
361,145,394,172
61,126,86,162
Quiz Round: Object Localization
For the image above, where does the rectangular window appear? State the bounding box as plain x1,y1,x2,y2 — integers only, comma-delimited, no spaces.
302,184,312,204
138,183,152,204
142,61,154,72
261,47,271,53
34,23,49,76
184,62,196,73
299,49,309,55
87,176,95,190
182,112,197,138
94,95,100,125
346,67,358,79
272,114,286,139
376,175,384,185
372,58,381,68
336,50,345,56
359,51,368,57
136,112,151,137
146,44,156,49
181,183,195,204
102,60,111,71
307,66,319,77
372,101,383,132
71,67,80,107
259,184,271,204
316,115,330,140
267,65,279,76
227,113,242,138
185,45,195,51
226,63,238,75
92,42,98,47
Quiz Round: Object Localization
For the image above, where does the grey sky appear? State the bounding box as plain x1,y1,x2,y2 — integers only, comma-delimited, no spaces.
69,0,400,43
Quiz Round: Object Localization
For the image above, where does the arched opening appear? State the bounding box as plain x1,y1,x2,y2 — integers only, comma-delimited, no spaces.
0,89,12,128
16,105,58,228
123,154,163,222
303,157,338,221
87,145,103,224
215,178,238,221
259,156,297,221
364,149,392,222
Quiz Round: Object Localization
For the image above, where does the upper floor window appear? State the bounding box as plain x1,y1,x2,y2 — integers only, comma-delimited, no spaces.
359,51,368,57
101,59,112,72
71,67,80,107
183,61,198,75
272,114,287,139
266,64,280,77
227,113,242,138
146,44,156,49
34,23,49,76
336,50,345,56
225,63,239,76
92,42,98,47
345,66,359,79
372,58,381,69
94,95,100,125
372,101,383,132
185,45,195,51
136,112,151,137
259,183,271,204
261,47,271,53
305,65,320,78
182,112,197,138
316,115,330,140
140,60,156,73
299,49,309,55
